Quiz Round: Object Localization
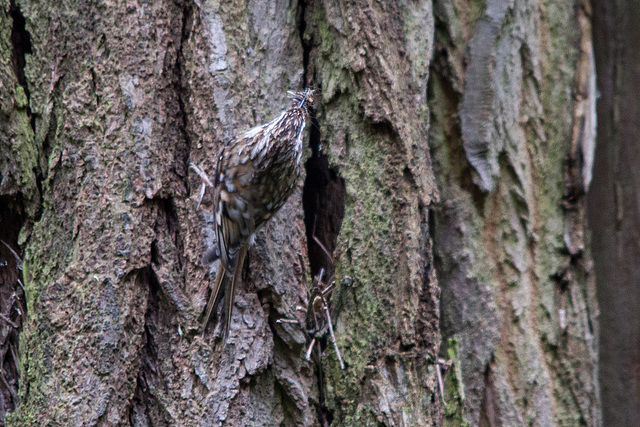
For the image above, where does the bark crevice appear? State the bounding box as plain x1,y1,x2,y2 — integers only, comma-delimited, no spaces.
1,5,34,421
128,267,172,426
300,109,346,426
9,0,33,132
298,4,346,425
300,114,346,427
302,147,345,280
0,198,26,423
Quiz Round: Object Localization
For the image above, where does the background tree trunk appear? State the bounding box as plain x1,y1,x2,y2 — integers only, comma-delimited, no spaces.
590,1,640,425
0,0,604,426
429,0,600,425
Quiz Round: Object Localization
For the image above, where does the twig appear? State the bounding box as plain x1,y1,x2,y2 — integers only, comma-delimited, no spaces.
305,267,346,369
189,162,214,187
0,240,22,271
9,345,19,383
305,337,316,361
0,369,17,404
189,162,215,208
313,235,334,262
0,314,18,329
311,216,334,263
15,278,25,294
324,305,344,370
321,281,335,297
315,267,325,286
436,358,448,405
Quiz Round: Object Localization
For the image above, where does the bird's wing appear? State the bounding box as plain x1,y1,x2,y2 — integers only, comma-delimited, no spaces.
215,163,256,268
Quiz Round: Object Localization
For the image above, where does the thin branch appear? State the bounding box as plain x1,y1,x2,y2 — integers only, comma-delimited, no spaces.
312,236,333,263
0,369,17,404
9,345,19,384
0,315,19,329
436,358,448,405
189,162,214,187
323,305,344,370
16,278,24,294
189,162,215,208
305,337,316,361
311,216,333,263
0,240,22,271
315,267,325,286
321,281,335,297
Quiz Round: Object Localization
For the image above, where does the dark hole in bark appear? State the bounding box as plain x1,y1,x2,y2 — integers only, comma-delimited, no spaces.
9,0,35,132
9,0,31,89
302,114,345,281
298,2,345,423
301,107,344,427
0,196,27,422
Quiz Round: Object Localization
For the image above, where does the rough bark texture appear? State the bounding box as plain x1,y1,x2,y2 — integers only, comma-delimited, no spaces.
429,0,600,425
590,1,640,426
1,0,440,425
303,1,440,425
0,0,35,420
2,0,313,424
0,0,605,425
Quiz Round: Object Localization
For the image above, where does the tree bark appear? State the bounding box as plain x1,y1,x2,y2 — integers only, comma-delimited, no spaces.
0,0,603,425
429,0,600,425
590,1,640,425
303,1,439,425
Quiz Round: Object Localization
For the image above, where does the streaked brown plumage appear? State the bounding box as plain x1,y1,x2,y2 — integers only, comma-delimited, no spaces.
202,89,316,342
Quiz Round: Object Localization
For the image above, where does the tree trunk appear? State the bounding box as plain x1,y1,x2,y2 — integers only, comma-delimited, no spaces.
590,1,640,425
0,0,602,426
429,0,600,425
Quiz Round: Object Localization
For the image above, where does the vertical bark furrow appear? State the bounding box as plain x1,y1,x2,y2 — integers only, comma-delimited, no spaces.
8,0,32,113
0,2,39,424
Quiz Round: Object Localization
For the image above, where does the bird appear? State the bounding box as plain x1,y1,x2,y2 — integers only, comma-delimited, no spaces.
200,88,316,342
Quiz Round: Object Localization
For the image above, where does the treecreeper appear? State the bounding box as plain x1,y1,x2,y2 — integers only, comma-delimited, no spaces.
199,89,316,343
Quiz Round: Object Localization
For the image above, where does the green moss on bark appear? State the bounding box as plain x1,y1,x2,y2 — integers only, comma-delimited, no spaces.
443,337,469,427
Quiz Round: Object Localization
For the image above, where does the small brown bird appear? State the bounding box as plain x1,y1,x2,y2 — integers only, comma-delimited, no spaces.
201,88,316,342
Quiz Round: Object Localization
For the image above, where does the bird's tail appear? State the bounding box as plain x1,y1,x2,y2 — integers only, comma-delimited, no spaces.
201,245,248,343
201,265,226,337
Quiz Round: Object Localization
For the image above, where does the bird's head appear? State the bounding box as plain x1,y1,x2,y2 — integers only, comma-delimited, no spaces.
287,88,317,116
